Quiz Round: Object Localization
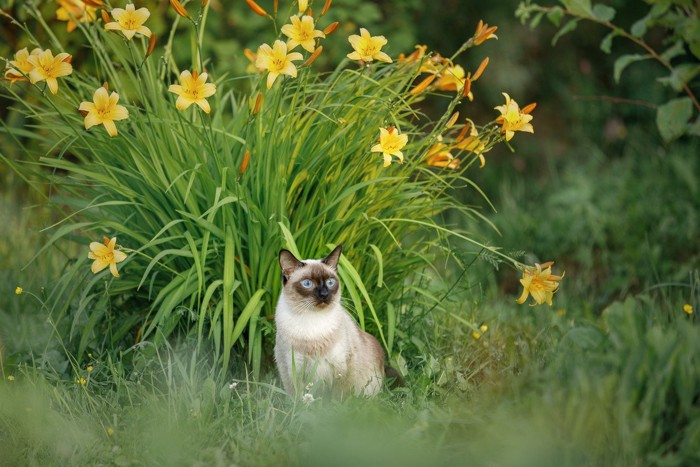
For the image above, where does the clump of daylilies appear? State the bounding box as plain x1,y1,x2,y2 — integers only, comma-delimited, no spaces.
2,0,561,305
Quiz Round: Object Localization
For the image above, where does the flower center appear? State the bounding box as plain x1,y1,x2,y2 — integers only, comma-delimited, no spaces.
271,56,285,72
97,251,114,263
361,42,379,56
121,15,138,30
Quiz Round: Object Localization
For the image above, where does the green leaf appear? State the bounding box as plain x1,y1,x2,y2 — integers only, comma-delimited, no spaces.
561,0,592,16
600,29,622,54
613,54,652,83
547,6,565,27
660,41,686,62
657,64,700,92
592,4,615,22
552,19,580,46
656,97,693,142
630,17,648,37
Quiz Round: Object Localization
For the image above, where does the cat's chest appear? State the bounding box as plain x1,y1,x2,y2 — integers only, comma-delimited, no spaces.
276,298,346,355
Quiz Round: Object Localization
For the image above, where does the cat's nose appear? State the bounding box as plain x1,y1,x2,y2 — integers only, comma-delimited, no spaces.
317,286,329,299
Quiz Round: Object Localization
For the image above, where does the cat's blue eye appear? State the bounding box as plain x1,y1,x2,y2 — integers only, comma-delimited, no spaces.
301,279,314,289
326,278,336,287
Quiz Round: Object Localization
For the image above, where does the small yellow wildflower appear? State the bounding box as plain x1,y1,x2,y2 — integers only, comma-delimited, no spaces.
281,15,325,53
77,376,87,385
79,87,129,137
256,40,304,89
425,143,459,169
244,48,263,74
516,262,564,306
7,375,15,382
480,324,488,333
107,427,114,436
474,20,498,46
88,236,128,278
347,28,392,63
683,304,693,315
104,3,152,40
4,47,42,83
454,125,489,168
27,49,73,95
371,126,408,167
15,286,23,295
168,70,217,113
56,0,99,33
495,93,535,142
435,65,465,92
472,331,481,340
87,365,94,373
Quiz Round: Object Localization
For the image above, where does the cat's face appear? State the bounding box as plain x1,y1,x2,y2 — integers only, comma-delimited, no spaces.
279,246,342,310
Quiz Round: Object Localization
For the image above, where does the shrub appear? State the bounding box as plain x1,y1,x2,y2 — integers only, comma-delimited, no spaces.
2,0,538,376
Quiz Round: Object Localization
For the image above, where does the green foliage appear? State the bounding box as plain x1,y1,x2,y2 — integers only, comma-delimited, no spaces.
1,1,512,376
517,0,700,142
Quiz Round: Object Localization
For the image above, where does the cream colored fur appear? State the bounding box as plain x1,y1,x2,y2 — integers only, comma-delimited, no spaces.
274,259,385,398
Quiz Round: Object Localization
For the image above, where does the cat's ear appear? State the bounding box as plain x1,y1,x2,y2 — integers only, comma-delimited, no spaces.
322,245,342,271
279,249,304,279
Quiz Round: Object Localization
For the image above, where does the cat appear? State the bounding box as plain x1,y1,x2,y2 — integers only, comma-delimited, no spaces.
274,245,386,398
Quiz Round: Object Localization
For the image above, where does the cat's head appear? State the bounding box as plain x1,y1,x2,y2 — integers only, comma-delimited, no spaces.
279,245,342,310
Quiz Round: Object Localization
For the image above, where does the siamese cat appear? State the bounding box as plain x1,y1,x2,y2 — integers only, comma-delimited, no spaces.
274,245,386,398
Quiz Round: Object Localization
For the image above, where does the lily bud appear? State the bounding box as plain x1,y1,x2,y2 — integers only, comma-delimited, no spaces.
521,102,537,114
471,57,489,81
446,112,459,129
410,74,436,95
245,0,268,16
146,34,157,58
102,82,109,91
253,93,263,114
170,0,191,18
298,0,308,14
323,21,339,35
320,0,332,17
239,151,251,174
101,9,111,23
303,46,323,67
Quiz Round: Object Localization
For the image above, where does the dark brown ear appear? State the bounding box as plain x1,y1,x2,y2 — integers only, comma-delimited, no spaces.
279,249,304,283
321,245,342,271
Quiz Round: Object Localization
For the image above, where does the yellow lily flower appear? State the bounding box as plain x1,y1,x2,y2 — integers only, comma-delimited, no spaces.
88,236,128,277
79,86,129,137
56,0,98,32
104,3,152,40
495,93,534,142
256,40,304,89
435,65,465,92
474,20,498,46
516,262,564,306
4,47,42,83
371,126,408,167
27,49,73,95
281,15,325,53
168,70,217,113
425,143,459,169
347,28,392,63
